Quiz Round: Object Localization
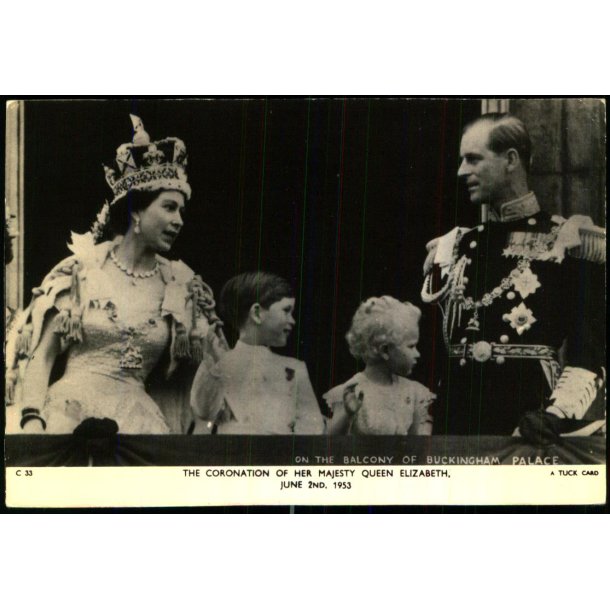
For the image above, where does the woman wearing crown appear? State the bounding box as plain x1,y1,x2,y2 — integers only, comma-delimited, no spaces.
6,115,227,435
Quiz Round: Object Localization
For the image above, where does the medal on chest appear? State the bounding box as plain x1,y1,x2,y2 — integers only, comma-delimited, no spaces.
445,228,549,341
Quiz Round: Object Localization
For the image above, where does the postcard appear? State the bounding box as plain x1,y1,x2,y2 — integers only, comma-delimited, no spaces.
4,98,606,507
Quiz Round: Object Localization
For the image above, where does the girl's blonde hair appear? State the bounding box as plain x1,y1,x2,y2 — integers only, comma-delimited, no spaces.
346,296,421,363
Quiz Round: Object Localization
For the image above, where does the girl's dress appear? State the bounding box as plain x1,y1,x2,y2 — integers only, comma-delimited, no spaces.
324,372,435,435
6,234,224,434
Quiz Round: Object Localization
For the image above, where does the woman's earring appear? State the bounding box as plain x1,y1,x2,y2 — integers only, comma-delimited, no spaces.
134,217,141,234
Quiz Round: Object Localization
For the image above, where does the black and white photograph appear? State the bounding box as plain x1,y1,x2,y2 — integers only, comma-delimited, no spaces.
3,97,606,507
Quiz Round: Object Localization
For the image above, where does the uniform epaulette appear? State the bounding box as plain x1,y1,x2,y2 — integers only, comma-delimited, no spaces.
569,225,606,264
544,215,605,264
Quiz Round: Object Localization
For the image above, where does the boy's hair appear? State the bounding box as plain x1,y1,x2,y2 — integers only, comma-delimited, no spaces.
346,296,421,363
219,271,294,330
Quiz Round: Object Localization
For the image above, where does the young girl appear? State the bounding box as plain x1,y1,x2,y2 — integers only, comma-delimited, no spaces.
325,296,434,435
190,272,324,435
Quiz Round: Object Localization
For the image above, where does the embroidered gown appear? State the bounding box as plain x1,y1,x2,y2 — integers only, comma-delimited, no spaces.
43,264,172,434
6,236,222,435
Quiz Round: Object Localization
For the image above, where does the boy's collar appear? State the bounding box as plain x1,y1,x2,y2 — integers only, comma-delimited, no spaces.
235,339,271,354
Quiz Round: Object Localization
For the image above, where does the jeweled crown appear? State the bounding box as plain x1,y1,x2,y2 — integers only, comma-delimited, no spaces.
103,115,191,204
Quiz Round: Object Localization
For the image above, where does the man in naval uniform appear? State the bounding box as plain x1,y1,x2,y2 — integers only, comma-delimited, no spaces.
421,113,605,440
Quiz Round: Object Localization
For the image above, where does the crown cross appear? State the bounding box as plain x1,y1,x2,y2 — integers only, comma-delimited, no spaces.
142,145,166,167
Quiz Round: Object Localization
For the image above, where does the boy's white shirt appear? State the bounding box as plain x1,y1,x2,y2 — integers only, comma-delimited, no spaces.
191,340,324,435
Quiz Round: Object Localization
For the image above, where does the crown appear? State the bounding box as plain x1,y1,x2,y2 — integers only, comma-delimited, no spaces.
103,114,191,205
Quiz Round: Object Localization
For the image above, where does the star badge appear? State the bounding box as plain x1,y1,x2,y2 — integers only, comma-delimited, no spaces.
503,302,537,335
511,267,541,299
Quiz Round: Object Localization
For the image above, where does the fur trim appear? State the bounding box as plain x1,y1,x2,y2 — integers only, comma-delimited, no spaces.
5,368,18,404
16,323,33,358
54,308,72,335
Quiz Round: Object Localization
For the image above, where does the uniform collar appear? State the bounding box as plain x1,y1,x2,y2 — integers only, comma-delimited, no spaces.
488,192,540,223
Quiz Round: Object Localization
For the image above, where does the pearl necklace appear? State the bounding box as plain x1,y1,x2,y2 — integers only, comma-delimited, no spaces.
110,249,159,280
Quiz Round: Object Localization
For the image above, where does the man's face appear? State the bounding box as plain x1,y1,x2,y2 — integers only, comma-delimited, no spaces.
457,121,510,205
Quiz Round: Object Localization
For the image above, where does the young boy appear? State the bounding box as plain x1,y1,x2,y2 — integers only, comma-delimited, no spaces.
190,272,324,435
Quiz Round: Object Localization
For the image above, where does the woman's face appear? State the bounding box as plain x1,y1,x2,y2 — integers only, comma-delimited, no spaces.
135,190,186,252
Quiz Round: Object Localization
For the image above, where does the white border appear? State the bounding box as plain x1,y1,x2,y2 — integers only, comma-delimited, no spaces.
2,3,610,93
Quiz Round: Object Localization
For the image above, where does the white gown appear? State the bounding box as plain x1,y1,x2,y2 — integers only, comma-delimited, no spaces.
43,265,172,434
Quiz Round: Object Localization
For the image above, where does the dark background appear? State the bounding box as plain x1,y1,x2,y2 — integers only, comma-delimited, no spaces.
23,98,480,403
